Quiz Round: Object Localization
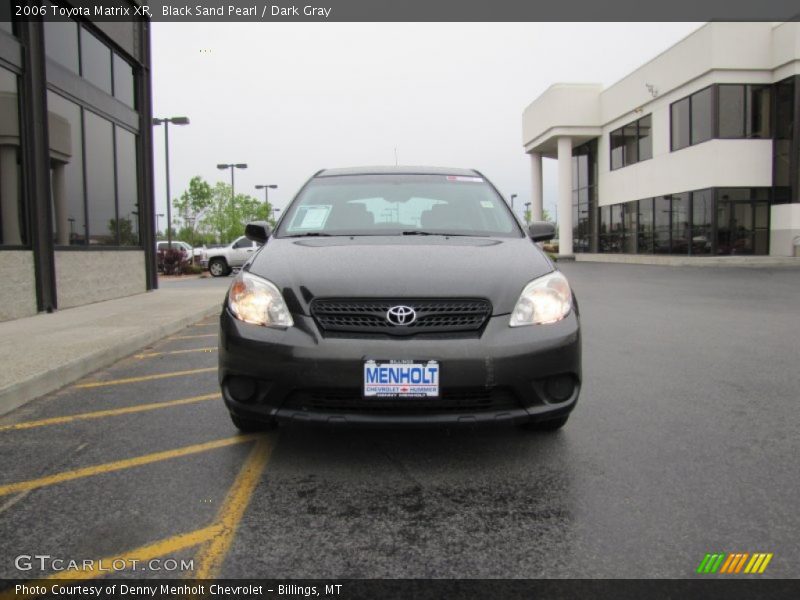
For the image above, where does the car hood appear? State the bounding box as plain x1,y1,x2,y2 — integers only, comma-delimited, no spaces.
247,236,554,316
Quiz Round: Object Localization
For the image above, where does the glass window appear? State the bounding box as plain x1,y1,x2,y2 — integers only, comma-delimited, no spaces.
637,115,652,161
670,193,690,255
47,92,86,246
80,28,112,94
571,156,579,189
0,67,24,245
691,189,712,255
115,127,139,246
610,128,624,170
654,196,671,254
83,111,116,245
577,154,589,189
637,198,654,254
746,85,770,139
0,3,12,35
622,201,637,253
113,54,135,108
44,20,80,74
671,98,690,151
718,85,745,139
691,87,713,145
622,123,638,166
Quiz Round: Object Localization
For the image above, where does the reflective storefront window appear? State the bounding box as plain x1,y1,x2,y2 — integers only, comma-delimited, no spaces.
47,91,85,246
609,114,651,170
716,188,770,256
0,67,24,245
0,3,13,35
690,87,713,145
44,20,80,74
654,196,671,253
83,110,116,245
113,54,135,108
719,84,771,139
80,28,113,94
115,127,139,245
637,198,654,254
691,189,713,255
671,98,691,151
718,85,745,138
571,141,596,252
622,201,637,253
670,193,690,255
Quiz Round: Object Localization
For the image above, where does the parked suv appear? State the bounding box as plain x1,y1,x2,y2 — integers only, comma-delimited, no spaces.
206,236,261,277
219,166,581,431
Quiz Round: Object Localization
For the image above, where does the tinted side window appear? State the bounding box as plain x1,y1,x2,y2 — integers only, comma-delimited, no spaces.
671,98,691,151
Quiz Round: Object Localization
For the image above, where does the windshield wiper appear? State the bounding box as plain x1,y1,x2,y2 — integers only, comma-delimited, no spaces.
283,232,334,238
401,231,473,237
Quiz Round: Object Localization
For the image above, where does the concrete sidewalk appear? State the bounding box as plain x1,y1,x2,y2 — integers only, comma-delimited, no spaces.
0,280,226,416
575,254,800,267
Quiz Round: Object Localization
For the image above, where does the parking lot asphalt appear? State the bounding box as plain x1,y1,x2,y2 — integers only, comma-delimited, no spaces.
0,263,798,581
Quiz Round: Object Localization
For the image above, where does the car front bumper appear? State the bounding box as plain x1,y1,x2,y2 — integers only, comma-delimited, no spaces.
219,307,581,428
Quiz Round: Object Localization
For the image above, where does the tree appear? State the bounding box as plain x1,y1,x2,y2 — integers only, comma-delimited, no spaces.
197,181,271,244
109,217,139,246
172,176,213,246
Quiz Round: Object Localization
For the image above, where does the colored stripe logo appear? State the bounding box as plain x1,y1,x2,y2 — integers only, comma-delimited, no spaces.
696,552,773,574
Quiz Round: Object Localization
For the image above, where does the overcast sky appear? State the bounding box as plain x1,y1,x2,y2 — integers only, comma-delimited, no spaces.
150,22,702,223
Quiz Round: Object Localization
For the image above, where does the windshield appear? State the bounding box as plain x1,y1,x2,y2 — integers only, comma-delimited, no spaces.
276,174,522,238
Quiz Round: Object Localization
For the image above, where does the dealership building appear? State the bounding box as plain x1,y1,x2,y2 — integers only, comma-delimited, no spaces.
523,22,800,258
0,2,156,322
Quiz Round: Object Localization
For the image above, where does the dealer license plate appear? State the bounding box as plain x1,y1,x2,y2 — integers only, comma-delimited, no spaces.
363,360,440,398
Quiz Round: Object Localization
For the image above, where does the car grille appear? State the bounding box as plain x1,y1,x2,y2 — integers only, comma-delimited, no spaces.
283,387,520,414
310,298,492,336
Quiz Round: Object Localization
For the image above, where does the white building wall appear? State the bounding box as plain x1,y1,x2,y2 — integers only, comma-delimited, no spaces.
599,140,774,206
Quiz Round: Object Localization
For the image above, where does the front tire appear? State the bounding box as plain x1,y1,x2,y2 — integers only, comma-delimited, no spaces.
230,413,276,432
209,258,229,277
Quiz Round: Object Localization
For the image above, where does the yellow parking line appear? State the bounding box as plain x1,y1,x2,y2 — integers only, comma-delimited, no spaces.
193,435,276,578
0,434,258,497
74,367,216,389
0,393,220,432
134,347,218,359
169,333,217,340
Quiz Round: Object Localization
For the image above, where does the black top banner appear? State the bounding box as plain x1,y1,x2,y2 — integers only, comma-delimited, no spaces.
9,0,800,22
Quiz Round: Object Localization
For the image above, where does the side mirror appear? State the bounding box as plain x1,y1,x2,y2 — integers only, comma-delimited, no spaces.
528,221,556,242
244,221,271,244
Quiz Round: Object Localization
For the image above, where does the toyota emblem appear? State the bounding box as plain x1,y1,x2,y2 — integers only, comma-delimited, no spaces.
386,305,417,326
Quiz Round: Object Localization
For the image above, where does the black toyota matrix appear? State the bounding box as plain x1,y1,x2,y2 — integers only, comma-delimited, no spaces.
219,167,581,431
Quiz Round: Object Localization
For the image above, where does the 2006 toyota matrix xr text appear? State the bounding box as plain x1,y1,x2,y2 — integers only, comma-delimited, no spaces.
219,166,581,431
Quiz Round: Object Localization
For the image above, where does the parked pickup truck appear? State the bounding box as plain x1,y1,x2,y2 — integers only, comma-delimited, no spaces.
206,236,261,277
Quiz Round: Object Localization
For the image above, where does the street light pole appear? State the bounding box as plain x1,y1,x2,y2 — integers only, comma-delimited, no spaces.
153,116,189,249
217,163,248,241
255,184,277,204
510,193,517,213
524,202,532,225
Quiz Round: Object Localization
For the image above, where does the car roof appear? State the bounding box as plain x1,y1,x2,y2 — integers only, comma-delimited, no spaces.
315,166,481,178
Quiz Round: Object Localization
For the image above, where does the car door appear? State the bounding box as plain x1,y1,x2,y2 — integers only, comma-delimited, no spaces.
230,237,256,266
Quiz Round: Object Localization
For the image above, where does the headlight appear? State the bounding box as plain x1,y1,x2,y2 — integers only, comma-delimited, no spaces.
228,271,293,328
509,271,572,326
